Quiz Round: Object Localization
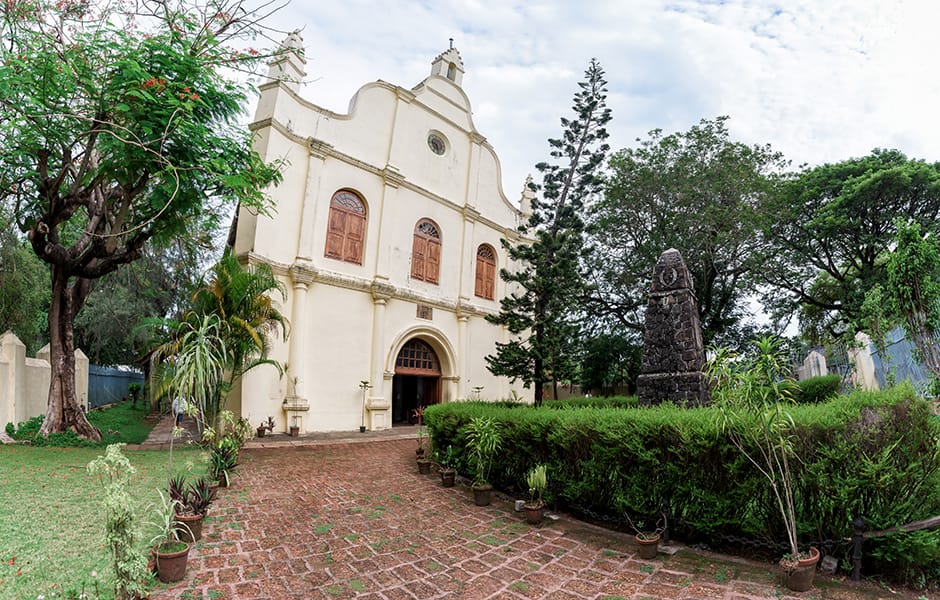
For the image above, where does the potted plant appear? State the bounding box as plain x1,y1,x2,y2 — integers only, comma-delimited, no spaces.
174,477,214,543
209,442,238,487
359,380,372,433
167,475,202,544
257,416,274,438
708,336,820,591
464,416,502,506
413,407,428,459
624,511,666,560
523,464,547,524
149,490,191,583
289,415,300,437
434,445,458,487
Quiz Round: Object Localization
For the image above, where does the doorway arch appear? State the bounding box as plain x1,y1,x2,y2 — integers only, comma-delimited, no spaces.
392,338,441,425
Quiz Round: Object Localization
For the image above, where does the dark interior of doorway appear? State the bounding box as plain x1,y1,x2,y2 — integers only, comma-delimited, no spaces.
392,374,438,425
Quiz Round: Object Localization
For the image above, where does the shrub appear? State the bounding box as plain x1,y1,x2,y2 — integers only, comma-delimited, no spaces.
543,396,638,410
424,384,940,585
793,374,842,404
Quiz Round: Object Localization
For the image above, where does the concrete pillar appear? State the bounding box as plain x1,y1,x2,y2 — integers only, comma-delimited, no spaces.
366,282,394,430
282,263,316,433
456,311,469,401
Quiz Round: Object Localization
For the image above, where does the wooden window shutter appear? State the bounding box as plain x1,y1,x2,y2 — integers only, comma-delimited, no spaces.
426,238,440,284
412,219,441,284
475,245,496,300
344,212,365,264
324,190,366,264
325,209,346,259
411,236,427,280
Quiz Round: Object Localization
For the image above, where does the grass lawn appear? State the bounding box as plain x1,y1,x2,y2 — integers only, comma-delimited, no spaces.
7,400,158,446
0,444,209,599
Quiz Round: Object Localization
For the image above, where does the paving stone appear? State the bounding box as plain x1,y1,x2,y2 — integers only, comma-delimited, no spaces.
146,436,926,600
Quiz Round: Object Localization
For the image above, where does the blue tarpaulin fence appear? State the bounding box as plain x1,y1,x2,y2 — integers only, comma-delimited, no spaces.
87,365,144,409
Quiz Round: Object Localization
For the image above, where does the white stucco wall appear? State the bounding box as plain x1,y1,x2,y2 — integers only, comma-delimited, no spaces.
0,331,88,428
231,41,533,432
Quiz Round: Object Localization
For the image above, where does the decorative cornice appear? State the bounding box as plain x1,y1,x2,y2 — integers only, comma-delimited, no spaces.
371,281,395,302
308,138,334,160
290,262,318,285
381,165,405,188
461,206,480,223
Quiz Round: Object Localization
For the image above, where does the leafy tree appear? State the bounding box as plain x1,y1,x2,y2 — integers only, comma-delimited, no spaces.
74,236,215,367
760,149,940,340
486,59,611,405
885,219,940,393
0,0,283,439
0,216,49,353
579,332,642,396
588,117,787,348
154,250,287,432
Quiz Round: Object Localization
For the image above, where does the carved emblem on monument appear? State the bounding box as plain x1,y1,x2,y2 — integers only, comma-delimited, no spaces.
636,248,711,407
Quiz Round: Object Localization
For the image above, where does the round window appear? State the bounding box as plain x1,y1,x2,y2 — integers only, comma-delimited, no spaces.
427,133,446,156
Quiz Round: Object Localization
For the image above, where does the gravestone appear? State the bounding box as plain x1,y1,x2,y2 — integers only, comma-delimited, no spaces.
636,248,711,406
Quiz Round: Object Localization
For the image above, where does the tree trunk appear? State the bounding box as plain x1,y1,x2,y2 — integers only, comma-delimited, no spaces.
38,266,101,440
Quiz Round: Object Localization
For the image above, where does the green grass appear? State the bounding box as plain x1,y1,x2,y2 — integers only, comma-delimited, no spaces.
7,400,157,446
0,444,209,599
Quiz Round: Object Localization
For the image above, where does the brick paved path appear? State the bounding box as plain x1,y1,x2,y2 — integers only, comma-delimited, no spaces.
150,439,916,599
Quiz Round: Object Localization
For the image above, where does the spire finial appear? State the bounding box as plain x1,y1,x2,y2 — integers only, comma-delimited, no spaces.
449,37,454,49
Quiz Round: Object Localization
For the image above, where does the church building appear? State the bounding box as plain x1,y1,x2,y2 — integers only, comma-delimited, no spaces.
230,33,534,433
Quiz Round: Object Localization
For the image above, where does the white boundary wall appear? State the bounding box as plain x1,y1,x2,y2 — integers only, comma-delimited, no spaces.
0,331,88,428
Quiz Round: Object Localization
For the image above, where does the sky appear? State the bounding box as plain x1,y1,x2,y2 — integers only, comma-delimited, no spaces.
259,0,940,200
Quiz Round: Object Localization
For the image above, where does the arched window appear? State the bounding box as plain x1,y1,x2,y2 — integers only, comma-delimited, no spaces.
395,339,441,375
411,219,441,284
475,244,496,300
446,62,457,81
324,190,366,264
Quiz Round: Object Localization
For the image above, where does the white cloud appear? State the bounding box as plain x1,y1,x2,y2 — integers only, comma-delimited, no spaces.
259,0,940,194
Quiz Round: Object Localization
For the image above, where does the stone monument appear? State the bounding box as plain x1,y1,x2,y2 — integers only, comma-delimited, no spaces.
636,249,711,406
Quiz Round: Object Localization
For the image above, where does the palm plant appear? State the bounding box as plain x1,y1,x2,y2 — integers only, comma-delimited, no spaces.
150,249,288,434
707,336,801,559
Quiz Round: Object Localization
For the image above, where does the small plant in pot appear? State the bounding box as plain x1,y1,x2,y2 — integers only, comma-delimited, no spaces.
174,477,214,543
414,407,428,459
708,336,820,591
625,511,666,560
464,416,502,506
257,415,274,438
523,464,547,524
209,441,238,487
149,490,192,583
433,444,458,487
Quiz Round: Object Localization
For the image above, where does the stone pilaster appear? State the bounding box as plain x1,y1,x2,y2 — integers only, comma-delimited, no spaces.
282,263,317,433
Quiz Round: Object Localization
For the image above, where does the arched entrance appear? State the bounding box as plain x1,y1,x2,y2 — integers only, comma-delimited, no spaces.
392,338,441,425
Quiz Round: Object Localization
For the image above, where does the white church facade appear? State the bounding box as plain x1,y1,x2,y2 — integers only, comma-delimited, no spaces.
230,34,534,432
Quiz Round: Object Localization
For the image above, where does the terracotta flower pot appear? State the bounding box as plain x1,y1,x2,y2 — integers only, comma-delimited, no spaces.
472,483,493,506
523,503,544,524
256,427,266,438
440,468,456,487
289,426,299,437
781,547,820,592
174,512,204,543
152,542,190,583
417,459,432,475
635,532,660,560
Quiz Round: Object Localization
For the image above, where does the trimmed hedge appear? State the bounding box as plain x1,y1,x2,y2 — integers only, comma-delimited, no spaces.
542,396,639,410
424,385,940,585
793,374,842,404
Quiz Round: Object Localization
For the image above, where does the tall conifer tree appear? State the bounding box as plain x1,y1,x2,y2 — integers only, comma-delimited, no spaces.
486,59,611,405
